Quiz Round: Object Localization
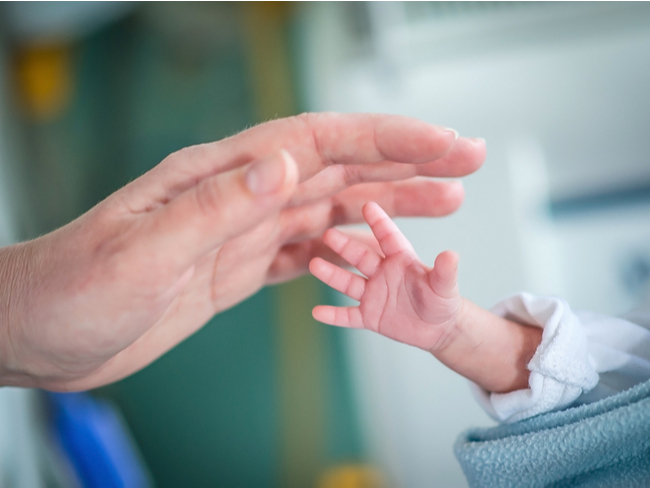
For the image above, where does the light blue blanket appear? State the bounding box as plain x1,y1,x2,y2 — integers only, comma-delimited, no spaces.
454,379,650,487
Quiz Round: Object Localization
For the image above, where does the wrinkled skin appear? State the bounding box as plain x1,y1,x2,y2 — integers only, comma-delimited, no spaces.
0,113,484,391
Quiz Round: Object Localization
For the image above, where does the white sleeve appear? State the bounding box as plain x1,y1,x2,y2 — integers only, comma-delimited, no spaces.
470,292,650,423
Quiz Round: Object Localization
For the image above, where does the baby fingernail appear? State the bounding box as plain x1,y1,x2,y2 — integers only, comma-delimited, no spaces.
246,152,288,195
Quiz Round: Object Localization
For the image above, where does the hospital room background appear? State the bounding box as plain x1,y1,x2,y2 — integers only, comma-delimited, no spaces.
0,2,649,487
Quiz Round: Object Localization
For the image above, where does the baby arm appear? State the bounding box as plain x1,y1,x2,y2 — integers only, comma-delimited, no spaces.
309,202,542,394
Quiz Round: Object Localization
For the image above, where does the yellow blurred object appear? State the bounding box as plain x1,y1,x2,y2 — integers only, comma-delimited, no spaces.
318,465,387,488
242,3,327,488
274,277,327,488
242,2,297,121
14,44,73,121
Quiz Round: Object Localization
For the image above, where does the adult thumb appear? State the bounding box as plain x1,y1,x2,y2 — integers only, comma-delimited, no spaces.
140,149,299,272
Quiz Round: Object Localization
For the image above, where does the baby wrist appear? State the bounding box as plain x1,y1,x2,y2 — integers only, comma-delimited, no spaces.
471,293,599,423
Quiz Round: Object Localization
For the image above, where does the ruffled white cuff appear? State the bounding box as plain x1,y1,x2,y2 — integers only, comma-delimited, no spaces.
471,292,599,423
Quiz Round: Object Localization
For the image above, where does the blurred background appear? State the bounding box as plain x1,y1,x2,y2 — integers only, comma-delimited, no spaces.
0,2,649,487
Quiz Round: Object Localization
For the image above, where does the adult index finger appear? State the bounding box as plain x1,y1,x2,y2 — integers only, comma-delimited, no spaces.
119,113,460,213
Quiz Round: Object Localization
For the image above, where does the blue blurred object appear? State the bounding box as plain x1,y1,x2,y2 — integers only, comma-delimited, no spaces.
48,392,151,488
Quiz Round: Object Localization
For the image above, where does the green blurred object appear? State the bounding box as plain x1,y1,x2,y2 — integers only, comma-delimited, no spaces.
10,4,365,487
112,290,281,487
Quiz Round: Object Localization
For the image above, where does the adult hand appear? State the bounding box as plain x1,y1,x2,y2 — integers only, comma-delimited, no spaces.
0,113,485,391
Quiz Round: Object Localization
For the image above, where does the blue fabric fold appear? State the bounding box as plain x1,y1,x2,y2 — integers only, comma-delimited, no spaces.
455,379,650,487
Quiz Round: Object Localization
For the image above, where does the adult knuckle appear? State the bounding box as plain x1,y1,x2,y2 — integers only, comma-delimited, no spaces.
294,111,320,127
194,178,224,219
165,144,200,166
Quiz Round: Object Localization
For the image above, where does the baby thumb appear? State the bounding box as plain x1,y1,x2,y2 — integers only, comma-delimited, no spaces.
429,250,459,299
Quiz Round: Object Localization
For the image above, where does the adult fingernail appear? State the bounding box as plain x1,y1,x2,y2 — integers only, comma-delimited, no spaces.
246,151,289,195
445,128,459,140
473,137,486,144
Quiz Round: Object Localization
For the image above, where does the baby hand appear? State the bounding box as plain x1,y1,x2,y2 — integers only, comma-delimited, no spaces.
309,201,464,354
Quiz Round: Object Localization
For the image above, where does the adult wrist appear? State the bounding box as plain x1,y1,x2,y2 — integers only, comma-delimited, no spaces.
0,243,32,386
